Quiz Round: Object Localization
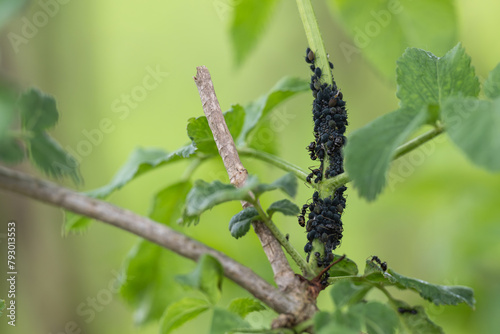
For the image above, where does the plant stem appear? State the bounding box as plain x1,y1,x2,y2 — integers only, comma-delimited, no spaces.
324,126,445,190
296,0,333,85
238,147,310,183
253,201,314,277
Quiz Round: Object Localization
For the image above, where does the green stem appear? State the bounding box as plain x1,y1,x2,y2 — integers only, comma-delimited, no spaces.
296,0,333,85
327,275,364,284
181,158,203,180
228,328,294,334
238,147,310,183
324,126,445,190
294,319,314,333
252,201,314,277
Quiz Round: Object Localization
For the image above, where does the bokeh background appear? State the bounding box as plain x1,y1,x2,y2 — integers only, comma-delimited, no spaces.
1,0,500,333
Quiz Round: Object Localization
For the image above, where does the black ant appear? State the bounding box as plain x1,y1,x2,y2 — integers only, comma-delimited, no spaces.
298,215,305,227
371,256,388,272
398,307,417,315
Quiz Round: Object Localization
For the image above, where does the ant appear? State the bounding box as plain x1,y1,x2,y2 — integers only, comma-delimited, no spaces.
398,307,417,315
298,215,305,227
371,256,388,272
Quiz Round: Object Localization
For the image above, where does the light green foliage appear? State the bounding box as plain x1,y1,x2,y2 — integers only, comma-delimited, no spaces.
230,0,281,66
328,255,358,277
237,77,310,147
175,254,224,305
210,308,250,334
159,298,211,334
442,97,500,171
396,44,480,115
149,181,193,224
344,108,427,200
0,299,4,317
484,63,500,99
182,173,297,226
187,105,244,154
120,240,182,325
17,89,81,182
394,300,443,334
227,298,266,318
228,207,259,239
266,199,299,217
329,280,371,308
328,0,457,79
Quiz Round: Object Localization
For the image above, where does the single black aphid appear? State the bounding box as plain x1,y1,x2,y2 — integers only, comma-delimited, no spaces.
398,307,418,315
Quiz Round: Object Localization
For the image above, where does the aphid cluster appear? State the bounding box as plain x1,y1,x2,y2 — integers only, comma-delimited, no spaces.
299,47,348,272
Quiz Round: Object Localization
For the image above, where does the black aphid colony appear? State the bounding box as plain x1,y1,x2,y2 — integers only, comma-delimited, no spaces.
299,47,348,278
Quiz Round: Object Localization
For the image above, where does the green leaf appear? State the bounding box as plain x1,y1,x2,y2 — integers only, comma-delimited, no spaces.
210,308,250,334
227,298,266,318
344,108,427,201
266,199,299,217
228,207,259,239
329,254,359,277
330,281,372,309
237,77,310,146
0,299,5,317
442,97,500,171
351,302,398,334
388,269,475,307
120,240,182,325
187,106,245,155
394,300,443,334
89,145,195,199
229,0,281,66
253,173,297,198
315,311,361,334
0,137,24,163
175,254,224,305
149,181,193,225
484,63,500,99
28,132,81,183
0,87,16,141
159,298,210,334
0,0,29,28
181,177,257,226
328,0,458,79
19,88,59,132
396,43,479,116
63,145,195,234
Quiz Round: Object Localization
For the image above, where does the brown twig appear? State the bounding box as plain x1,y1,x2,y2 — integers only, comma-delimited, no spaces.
193,66,297,291
0,165,297,314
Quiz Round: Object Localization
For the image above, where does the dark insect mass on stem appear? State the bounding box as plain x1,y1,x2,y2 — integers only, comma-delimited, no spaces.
299,47,348,284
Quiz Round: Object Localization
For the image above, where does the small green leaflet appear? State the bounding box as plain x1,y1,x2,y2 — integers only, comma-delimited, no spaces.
149,181,193,225
228,207,259,239
236,77,310,147
63,145,195,234
210,307,250,334
29,132,81,183
344,108,428,201
159,297,211,334
328,0,458,79
329,254,359,277
351,302,399,334
315,310,361,334
175,254,224,305
181,177,257,226
329,281,372,309
442,97,500,172
252,172,297,198
187,105,244,155
19,88,59,132
181,173,297,226
120,240,183,325
396,43,480,117
266,199,299,217
227,297,266,318
18,89,81,183
0,137,24,163
229,0,281,66
484,63,500,99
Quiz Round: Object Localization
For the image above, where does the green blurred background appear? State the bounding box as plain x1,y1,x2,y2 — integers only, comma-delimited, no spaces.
1,0,500,333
